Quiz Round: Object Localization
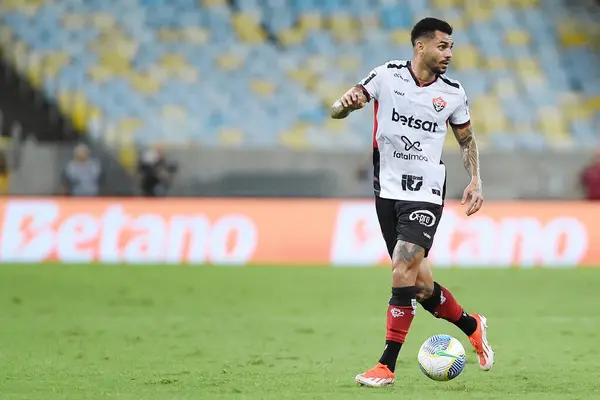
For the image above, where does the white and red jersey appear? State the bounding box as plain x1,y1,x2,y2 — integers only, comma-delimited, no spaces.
357,60,471,205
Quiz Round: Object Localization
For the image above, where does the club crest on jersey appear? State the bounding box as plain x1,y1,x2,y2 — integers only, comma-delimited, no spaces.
432,96,447,113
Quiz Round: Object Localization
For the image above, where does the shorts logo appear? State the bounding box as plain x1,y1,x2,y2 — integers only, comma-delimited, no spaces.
409,210,436,227
432,96,447,113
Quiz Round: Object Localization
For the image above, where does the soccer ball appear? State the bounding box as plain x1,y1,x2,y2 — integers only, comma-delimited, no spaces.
417,334,467,381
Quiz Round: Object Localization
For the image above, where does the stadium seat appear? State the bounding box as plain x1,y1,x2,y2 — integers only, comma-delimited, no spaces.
218,127,244,146
232,12,266,43
336,55,361,74
390,29,412,46
0,0,596,150
279,123,310,150
298,12,323,33
505,30,531,46
451,45,481,70
537,106,572,144
201,0,228,7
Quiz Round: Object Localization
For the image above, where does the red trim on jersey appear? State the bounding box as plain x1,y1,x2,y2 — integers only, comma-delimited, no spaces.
355,84,371,102
372,100,379,148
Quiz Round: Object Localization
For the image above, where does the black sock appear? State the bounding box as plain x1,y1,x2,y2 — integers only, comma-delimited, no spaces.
379,340,402,372
453,311,478,337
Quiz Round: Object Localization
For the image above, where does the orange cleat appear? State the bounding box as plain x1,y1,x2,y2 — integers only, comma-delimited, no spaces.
468,313,495,371
355,362,395,387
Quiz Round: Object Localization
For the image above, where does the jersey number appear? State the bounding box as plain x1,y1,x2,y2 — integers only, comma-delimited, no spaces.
401,174,423,192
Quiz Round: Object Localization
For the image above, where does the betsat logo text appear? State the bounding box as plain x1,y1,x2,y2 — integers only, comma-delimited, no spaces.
391,108,439,132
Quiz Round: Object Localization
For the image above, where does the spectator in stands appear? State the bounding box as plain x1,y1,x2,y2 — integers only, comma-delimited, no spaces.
580,150,600,200
60,143,104,196
136,144,178,197
0,150,9,194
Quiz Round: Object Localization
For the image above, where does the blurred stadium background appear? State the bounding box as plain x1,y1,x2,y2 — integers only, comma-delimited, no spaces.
0,0,597,199
1,2,600,398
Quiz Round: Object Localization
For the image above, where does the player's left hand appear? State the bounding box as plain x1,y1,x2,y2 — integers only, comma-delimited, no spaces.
461,181,483,216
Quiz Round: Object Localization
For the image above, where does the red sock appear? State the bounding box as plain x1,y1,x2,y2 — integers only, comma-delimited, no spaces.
434,285,464,322
379,287,417,371
420,282,477,336
386,304,416,343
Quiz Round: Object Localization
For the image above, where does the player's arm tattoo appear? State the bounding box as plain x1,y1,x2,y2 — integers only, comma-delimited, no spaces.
330,101,351,119
452,124,481,185
330,86,367,119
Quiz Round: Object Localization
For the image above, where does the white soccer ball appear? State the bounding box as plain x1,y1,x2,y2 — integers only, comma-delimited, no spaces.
417,334,467,381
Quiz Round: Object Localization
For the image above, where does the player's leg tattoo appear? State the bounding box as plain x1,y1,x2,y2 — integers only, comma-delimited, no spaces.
391,240,424,287
416,283,434,302
415,258,435,302
393,240,425,264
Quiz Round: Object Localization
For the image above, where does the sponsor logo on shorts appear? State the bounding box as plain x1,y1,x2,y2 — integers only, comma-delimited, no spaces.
409,210,436,227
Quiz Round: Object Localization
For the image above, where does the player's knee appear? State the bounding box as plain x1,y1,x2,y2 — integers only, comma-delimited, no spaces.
391,240,425,273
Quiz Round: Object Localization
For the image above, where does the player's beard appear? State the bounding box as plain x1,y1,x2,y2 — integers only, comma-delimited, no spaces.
429,59,447,75
422,53,443,75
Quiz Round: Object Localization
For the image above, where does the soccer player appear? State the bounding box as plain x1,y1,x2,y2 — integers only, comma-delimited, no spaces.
330,17,494,387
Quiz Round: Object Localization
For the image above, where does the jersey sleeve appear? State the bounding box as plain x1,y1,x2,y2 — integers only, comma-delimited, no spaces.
356,64,386,102
449,90,471,128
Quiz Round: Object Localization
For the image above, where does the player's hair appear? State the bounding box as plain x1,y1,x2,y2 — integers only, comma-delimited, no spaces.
410,17,453,46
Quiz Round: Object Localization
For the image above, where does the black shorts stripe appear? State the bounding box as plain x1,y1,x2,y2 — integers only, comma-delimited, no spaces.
373,147,381,195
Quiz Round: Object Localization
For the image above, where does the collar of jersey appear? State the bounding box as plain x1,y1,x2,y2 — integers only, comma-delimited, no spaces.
407,61,438,88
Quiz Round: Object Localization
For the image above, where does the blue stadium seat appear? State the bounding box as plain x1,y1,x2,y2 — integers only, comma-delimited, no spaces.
0,0,597,148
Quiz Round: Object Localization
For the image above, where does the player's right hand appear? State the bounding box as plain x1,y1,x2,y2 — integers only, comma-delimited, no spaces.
340,87,367,110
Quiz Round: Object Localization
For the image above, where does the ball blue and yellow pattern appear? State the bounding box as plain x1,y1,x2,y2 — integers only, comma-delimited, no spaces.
417,334,467,381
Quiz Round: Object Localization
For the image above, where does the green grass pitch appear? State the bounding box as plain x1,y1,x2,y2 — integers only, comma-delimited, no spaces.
1,265,599,399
